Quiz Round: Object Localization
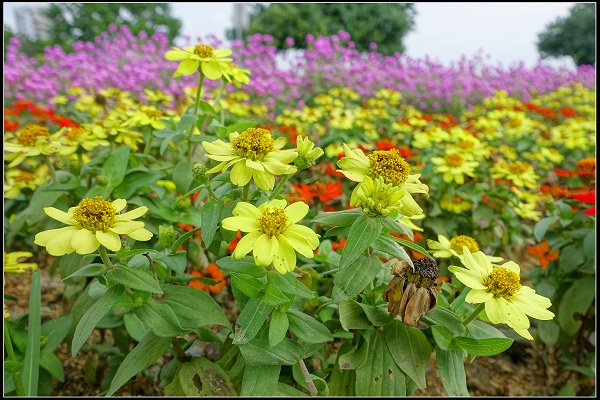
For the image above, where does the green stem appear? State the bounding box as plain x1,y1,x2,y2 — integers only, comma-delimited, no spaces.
242,183,251,201
4,324,26,396
188,72,205,161
463,303,485,325
143,127,153,157
268,174,291,200
44,156,56,181
98,246,114,269
205,183,217,201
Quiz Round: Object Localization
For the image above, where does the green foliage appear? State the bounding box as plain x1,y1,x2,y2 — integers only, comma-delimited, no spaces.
232,4,416,55
537,3,596,65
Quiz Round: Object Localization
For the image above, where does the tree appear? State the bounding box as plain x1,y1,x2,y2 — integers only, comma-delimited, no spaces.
43,3,182,47
228,4,416,55
537,3,595,66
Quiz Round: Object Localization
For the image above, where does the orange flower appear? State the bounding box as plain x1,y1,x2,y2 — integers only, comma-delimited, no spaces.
434,276,449,291
227,230,242,253
375,140,416,159
323,162,345,177
188,263,227,294
314,181,343,203
4,118,19,131
290,183,316,203
526,241,559,268
560,107,576,118
540,184,571,199
332,237,347,250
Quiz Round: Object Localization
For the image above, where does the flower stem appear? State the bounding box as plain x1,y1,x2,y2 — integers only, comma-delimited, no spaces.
4,323,26,396
143,127,153,157
242,182,251,201
188,72,205,161
205,182,217,201
464,303,485,325
268,174,291,200
98,246,114,269
44,156,56,180
298,358,318,396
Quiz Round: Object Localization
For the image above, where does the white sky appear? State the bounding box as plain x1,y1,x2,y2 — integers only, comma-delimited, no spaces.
3,2,583,67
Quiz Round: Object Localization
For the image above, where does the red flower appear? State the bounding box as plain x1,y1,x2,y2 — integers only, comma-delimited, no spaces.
315,181,343,203
560,107,576,118
323,163,345,177
4,118,19,131
227,231,242,253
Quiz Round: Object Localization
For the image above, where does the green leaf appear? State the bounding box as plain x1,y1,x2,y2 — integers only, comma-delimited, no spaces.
466,320,507,340
274,382,307,396
287,309,333,343
424,307,466,335
123,312,150,342
231,273,265,298
71,285,124,356
169,228,200,254
557,277,595,336
39,351,64,382
338,300,371,330
156,253,187,275
328,343,356,396
172,160,193,194
338,334,369,370
383,320,432,389
266,271,314,299
339,215,383,270
534,216,558,241
62,263,106,281
263,284,291,307
381,217,413,239
103,146,130,188
217,256,266,277
22,269,41,395
164,357,236,396
269,310,289,347
371,236,413,265
4,360,22,374
41,315,72,351
436,348,469,396
239,338,304,366
201,198,223,248
537,320,560,345
431,325,454,350
233,298,273,345
162,284,230,329
106,265,163,294
333,255,380,303
307,373,329,396
558,244,585,274
355,330,407,396
106,332,171,396
312,208,364,227
390,236,433,260
240,365,281,396
455,337,513,356
133,299,189,337
113,170,165,199
358,303,392,327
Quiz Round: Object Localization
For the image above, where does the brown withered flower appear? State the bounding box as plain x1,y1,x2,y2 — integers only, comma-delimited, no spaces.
383,258,438,327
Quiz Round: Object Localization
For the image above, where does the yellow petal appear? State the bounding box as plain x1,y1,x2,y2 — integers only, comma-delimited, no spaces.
118,206,148,221
35,226,78,246
285,225,320,248
127,228,153,241
465,289,492,304
112,199,127,212
230,162,253,187
282,230,315,259
201,60,223,80
448,266,486,290
284,202,309,224
484,297,508,324
71,229,101,254
232,202,261,219
253,234,277,266
222,216,259,232
232,231,262,259
273,235,296,274
245,158,265,171
165,48,190,60
96,231,122,252
43,207,74,225
202,140,234,156
44,226,79,256
175,59,200,77
109,221,145,234
252,170,275,190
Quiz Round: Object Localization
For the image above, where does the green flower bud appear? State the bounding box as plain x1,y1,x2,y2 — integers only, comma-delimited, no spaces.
294,135,324,170
158,225,178,248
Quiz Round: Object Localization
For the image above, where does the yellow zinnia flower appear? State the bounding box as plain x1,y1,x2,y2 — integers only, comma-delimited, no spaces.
491,160,539,189
431,151,479,185
4,251,38,273
427,234,503,263
294,135,324,170
221,199,320,274
4,164,50,199
55,125,110,154
350,176,423,217
440,193,472,214
201,128,298,190
165,43,233,80
4,124,64,167
34,196,153,256
449,248,554,340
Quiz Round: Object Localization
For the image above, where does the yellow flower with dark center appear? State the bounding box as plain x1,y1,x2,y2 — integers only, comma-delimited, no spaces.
431,151,479,184
4,164,50,199
367,149,411,185
35,196,153,256
221,199,320,274
165,43,233,80
201,128,298,190
427,234,503,263
491,159,539,188
4,251,38,273
4,124,63,167
440,193,472,213
449,247,554,340
55,125,110,154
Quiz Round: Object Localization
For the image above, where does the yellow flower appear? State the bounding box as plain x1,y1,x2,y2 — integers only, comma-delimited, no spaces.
224,63,251,87
165,43,233,80
427,234,503,263
144,89,173,106
350,176,423,217
221,199,320,274
35,197,153,256
124,106,169,130
4,251,38,273
294,135,324,170
101,118,144,151
398,213,425,232
4,164,50,199
201,128,297,190
4,124,63,167
431,151,479,185
449,248,554,340
491,160,539,189
55,125,110,154
440,193,472,214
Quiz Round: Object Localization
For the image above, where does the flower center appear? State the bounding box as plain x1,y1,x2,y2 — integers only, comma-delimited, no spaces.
507,162,530,175
444,153,464,167
367,149,410,185
64,127,84,141
144,109,163,119
72,196,117,232
17,124,50,146
576,157,595,172
406,257,438,288
483,267,521,298
14,171,36,183
457,140,474,149
258,207,288,236
449,235,479,253
194,44,214,58
231,128,275,160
